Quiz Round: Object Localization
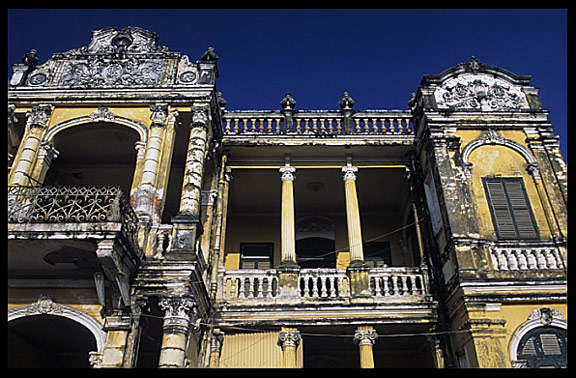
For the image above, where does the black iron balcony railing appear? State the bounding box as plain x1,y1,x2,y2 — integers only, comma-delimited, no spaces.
8,185,140,247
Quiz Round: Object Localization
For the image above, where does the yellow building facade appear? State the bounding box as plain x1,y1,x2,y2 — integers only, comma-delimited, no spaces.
8,28,566,368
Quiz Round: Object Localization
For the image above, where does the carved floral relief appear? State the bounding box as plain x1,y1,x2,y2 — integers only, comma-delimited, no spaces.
435,73,528,111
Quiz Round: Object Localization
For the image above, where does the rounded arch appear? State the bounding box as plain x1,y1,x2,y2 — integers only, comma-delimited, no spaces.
43,118,141,193
462,129,537,168
461,129,540,179
43,108,148,145
8,295,107,353
509,307,567,367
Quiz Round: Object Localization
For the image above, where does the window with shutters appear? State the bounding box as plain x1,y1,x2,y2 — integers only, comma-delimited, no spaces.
517,327,567,368
483,177,539,240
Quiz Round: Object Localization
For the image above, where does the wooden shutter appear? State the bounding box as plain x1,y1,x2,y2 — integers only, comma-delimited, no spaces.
483,178,539,240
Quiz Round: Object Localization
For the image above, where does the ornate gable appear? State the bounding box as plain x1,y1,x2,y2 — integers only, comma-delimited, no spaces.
10,26,217,89
418,57,536,111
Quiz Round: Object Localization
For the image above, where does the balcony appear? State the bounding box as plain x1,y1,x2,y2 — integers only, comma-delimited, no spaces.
221,267,428,302
7,185,144,310
215,266,436,327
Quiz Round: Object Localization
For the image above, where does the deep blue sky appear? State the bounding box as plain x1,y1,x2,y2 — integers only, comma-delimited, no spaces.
7,9,567,161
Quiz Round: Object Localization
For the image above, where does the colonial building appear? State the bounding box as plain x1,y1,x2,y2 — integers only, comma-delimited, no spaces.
7,27,567,368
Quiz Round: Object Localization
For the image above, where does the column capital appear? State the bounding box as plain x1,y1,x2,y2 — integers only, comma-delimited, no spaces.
150,103,169,128
159,296,197,334
278,329,301,348
26,104,52,129
280,166,296,182
342,165,358,181
190,104,210,129
354,328,378,346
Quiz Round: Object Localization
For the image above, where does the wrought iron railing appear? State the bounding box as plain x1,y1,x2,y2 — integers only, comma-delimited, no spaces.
7,185,140,247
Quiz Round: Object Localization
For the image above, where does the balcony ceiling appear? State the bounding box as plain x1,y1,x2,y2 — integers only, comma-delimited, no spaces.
229,167,410,215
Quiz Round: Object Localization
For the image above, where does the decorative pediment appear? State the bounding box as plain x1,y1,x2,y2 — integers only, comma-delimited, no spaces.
56,27,174,57
11,27,218,89
435,73,529,111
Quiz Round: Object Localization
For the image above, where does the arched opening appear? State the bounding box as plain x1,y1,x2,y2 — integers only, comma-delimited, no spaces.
8,314,97,368
44,123,140,196
516,326,567,368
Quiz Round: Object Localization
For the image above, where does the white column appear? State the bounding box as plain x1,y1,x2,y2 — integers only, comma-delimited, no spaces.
342,162,365,263
280,164,297,265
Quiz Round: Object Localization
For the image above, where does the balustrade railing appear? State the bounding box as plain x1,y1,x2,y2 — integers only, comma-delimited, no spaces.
221,266,428,302
8,185,140,248
222,110,413,136
299,269,348,298
369,267,425,297
223,269,279,299
489,245,565,271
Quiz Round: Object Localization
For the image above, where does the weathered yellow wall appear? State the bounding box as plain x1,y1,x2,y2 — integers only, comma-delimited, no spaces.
219,331,292,368
459,129,553,241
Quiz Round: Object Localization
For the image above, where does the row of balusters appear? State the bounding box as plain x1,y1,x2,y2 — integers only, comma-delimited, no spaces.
223,116,413,134
222,270,426,299
490,247,564,271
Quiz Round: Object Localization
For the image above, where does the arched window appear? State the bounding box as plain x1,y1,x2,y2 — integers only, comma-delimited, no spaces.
510,307,567,368
516,326,567,368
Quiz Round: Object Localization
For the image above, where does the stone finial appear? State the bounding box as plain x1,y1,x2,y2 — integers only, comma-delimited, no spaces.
339,92,355,110
21,49,39,68
280,92,297,110
201,47,219,62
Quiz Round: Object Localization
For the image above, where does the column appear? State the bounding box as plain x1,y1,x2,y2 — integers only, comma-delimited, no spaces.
158,297,197,368
354,326,378,368
342,162,365,264
343,161,371,297
210,155,231,300
279,162,297,266
9,104,52,186
278,328,301,368
177,105,210,219
170,105,210,260
134,104,170,221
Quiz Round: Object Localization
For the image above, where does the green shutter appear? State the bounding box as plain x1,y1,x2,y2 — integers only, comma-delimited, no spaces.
483,178,539,240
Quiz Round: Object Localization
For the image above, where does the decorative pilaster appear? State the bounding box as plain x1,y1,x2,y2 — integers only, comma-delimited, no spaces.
354,326,378,368
208,329,225,367
278,328,301,368
158,296,197,368
9,104,52,186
